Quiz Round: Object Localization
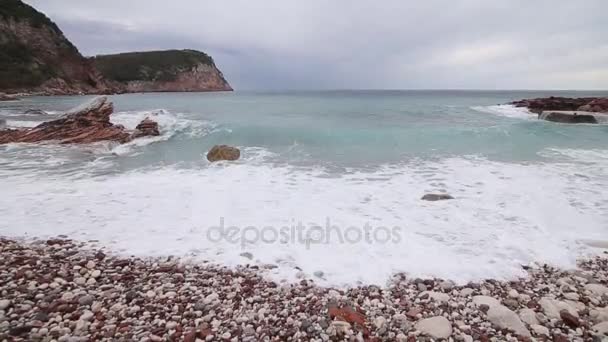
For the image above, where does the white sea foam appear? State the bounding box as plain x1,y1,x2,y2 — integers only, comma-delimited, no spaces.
472,104,536,120
1,148,607,286
108,109,216,155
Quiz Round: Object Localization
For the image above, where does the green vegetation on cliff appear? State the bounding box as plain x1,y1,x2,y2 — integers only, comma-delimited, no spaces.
0,0,83,91
92,50,216,83
0,0,60,32
0,41,57,89
0,1,230,93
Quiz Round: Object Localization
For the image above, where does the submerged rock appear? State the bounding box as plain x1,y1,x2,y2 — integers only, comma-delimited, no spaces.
0,96,158,144
421,193,454,201
207,145,241,162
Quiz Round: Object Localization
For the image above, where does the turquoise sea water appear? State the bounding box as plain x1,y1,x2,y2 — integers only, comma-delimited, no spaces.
2,90,608,171
1,90,608,285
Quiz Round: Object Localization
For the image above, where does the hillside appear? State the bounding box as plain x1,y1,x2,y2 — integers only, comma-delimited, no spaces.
92,50,233,92
0,0,118,94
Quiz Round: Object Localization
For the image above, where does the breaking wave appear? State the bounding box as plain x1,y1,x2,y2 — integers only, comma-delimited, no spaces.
472,104,536,120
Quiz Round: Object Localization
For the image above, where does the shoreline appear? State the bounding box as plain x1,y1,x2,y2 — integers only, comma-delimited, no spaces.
1,238,607,341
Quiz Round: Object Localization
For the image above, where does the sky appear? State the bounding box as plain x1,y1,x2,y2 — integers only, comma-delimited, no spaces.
25,0,608,90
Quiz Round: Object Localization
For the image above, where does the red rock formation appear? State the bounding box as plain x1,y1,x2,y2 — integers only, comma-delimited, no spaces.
132,118,160,139
92,50,233,93
578,98,608,112
0,96,158,144
122,63,232,93
511,97,608,114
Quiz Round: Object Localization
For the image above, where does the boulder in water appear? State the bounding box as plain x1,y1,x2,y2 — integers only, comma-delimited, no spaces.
0,96,159,144
422,193,454,201
131,118,160,139
207,145,240,162
539,111,599,124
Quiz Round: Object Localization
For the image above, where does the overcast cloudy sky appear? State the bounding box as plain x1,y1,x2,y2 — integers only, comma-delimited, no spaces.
25,0,608,90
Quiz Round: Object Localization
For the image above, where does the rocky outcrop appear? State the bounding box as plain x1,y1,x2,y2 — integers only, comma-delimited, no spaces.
578,98,608,113
511,97,608,114
0,0,121,95
511,97,608,124
131,118,160,139
207,145,241,162
0,96,158,144
92,50,232,93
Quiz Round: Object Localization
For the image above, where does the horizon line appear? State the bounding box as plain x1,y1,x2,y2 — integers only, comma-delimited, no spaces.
230,88,608,92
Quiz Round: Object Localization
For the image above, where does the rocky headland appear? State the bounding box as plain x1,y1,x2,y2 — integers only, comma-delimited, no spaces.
0,0,232,96
0,0,121,95
1,238,607,341
0,96,159,144
92,50,232,93
511,97,608,124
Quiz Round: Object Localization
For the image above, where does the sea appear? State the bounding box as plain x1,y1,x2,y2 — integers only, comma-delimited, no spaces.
1,90,608,286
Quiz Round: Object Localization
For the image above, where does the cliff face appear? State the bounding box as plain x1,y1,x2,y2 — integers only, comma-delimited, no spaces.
92,50,233,93
0,0,119,95
0,1,232,95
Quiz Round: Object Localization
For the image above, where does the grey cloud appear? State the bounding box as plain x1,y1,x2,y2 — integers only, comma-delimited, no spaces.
24,0,608,90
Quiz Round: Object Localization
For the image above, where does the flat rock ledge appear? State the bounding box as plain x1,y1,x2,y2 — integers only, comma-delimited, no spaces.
1,238,608,341
0,96,159,144
539,111,608,124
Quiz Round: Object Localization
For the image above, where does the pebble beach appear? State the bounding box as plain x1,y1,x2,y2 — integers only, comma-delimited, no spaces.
1,238,608,341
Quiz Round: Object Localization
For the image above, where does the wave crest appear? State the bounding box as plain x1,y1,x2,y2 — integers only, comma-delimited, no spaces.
472,104,536,120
